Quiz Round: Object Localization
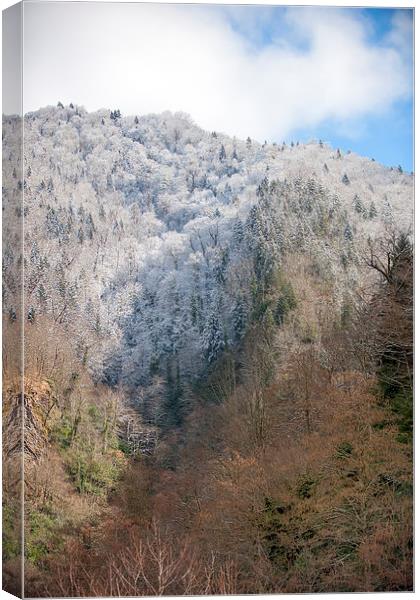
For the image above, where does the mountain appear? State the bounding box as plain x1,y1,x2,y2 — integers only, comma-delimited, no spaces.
2,105,413,595
2,105,413,389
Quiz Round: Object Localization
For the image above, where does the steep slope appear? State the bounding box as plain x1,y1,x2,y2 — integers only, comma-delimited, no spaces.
2,105,413,595
2,105,413,401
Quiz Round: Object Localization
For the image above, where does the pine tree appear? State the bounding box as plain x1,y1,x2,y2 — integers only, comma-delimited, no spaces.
369,201,377,219
353,194,363,213
257,176,269,199
164,358,184,427
274,281,297,325
232,219,244,248
190,294,199,326
110,109,121,121
37,283,48,312
344,223,353,242
232,296,247,342
203,305,225,364
77,227,84,244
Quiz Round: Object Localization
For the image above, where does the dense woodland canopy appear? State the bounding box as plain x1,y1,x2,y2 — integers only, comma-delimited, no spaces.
2,104,413,595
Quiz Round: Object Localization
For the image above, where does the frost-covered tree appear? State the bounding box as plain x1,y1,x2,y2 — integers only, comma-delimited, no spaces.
1,104,411,413
202,302,225,364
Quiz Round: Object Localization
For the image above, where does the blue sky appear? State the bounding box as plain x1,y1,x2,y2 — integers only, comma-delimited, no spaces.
24,3,414,171
223,6,413,171
291,97,413,172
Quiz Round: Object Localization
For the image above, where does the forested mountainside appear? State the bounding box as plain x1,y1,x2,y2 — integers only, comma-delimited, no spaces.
2,106,412,387
2,105,413,595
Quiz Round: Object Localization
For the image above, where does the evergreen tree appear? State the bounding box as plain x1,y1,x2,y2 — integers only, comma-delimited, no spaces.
232,219,244,248
369,201,377,219
274,281,297,325
344,223,353,242
37,283,48,312
257,176,269,199
164,358,184,427
232,296,248,342
77,227,84,244
203,304,225,364
353,194,363,213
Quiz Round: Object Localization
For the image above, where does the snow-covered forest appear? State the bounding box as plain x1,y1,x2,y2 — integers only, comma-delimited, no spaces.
2,105,413,595
3,105,412,387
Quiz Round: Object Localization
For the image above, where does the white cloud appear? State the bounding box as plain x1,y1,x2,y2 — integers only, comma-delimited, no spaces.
23,3,412,142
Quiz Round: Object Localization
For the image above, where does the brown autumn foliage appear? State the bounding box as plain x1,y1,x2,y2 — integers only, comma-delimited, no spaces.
5,240,412,596
31,362,411,596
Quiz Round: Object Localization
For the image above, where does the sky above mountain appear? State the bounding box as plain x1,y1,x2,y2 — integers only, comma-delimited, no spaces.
21,2,413,171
